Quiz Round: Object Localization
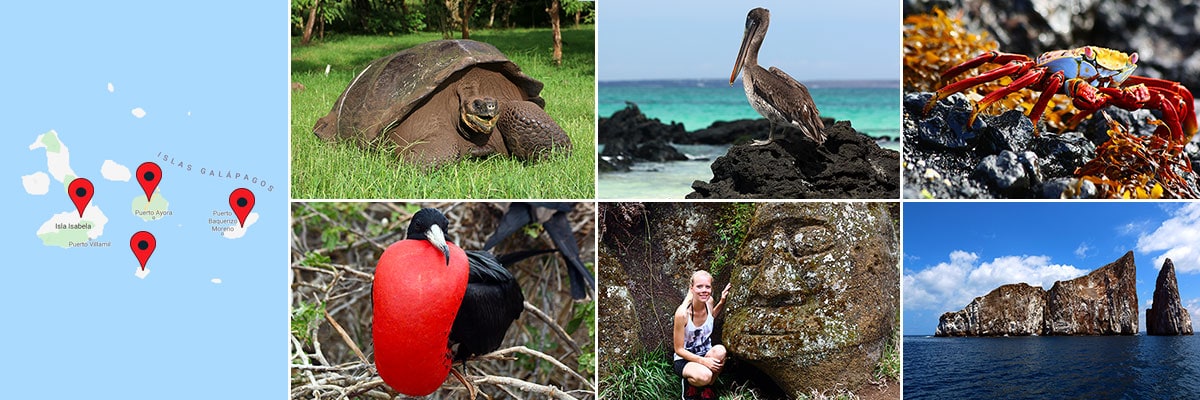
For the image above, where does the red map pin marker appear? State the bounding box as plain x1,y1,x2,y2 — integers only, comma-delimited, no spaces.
130,231,156,270
136,162,162,202
67,178,94,217
229,188,255,228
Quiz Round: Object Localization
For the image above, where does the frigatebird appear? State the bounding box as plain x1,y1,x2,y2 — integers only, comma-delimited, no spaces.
372,208,470,396
730,7,826,146
483,202,594,300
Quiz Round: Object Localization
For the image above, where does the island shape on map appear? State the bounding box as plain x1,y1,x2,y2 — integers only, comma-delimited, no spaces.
29,130,111,247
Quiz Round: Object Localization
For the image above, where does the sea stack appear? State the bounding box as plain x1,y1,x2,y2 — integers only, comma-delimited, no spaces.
1042,251,1138,335
936,251,1139,336
1146,258,1194,335
936,283,1046,337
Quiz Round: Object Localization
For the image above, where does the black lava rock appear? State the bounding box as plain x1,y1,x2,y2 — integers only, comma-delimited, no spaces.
687,120,900,199
599,102,689,164
905,91,1200,198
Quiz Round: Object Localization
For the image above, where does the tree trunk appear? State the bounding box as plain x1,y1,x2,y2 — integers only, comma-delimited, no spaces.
574,10,580,27
461,0,476,39
301,0,320,45
501,0,513,28
549,0,562,66
487,0,498,29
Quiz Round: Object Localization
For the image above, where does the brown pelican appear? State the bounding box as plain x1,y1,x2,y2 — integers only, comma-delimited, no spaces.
730,7,826,146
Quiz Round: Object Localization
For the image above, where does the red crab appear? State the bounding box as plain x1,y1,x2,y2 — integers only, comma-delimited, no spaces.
923,46,1197,154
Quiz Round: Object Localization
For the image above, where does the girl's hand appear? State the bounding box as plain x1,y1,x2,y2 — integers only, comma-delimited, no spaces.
721,283,731,301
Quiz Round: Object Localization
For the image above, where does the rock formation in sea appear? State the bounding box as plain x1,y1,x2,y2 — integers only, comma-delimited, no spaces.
936,251,1139,336
1146,258,1194,335
1043,251,1139,335
935,283,1046,336
687,121,900,199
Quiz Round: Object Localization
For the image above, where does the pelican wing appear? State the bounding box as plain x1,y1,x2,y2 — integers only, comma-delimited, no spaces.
756,65,826,144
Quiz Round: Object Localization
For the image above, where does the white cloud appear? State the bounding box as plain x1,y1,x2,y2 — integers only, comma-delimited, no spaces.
1075,242,1091,258
1137,203,1200,273
100,160,130,182
22,172,49,195
904,251,1089,312
131,107,146,118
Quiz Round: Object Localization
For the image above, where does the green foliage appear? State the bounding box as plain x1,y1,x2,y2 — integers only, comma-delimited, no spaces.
710,203,756,277
562,0,596,24
290,0,347,35
568,301,596,375
290,301,325,346
599,349,676,400
290,28,596,199
874,310,902,381
300,251,332,269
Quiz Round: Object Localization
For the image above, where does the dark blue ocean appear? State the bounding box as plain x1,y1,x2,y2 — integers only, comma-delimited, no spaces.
904,335,1200,399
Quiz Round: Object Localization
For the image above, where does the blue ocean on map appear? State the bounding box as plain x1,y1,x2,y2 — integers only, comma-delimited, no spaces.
904,335,1200,399
598,79,900,199
3,2,285,398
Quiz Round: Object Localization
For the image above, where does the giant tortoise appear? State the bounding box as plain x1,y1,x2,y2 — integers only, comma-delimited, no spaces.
313,40,572,166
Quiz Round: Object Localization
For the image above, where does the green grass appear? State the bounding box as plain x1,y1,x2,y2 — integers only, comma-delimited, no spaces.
600,349,767,400
290,28,595,199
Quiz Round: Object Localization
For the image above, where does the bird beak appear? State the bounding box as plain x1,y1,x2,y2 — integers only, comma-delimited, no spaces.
730,20,756,86
425,224,451,265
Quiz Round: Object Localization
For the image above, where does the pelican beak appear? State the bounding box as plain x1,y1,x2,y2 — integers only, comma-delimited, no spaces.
425,224,450,265
730,19,757,86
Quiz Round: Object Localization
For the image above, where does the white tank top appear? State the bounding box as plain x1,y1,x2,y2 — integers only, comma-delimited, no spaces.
674,303,714,361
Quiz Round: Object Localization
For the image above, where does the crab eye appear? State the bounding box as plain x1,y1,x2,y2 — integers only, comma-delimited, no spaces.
1082,47,1095,60
1129,52,1138,65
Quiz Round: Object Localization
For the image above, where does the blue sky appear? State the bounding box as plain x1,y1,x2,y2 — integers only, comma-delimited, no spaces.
597,0,900,81
904,202,1200,335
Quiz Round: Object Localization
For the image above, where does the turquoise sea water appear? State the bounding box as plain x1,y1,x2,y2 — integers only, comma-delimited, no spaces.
598,80,900,199
599,79,901,138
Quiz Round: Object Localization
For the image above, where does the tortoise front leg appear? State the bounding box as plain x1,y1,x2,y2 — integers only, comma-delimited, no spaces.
496,100,572,162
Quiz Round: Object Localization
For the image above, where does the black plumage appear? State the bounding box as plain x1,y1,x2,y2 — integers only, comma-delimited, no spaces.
448,250,525,361
484,202,595,300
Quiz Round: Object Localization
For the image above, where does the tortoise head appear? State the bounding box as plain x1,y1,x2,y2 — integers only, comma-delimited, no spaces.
457,82,499,135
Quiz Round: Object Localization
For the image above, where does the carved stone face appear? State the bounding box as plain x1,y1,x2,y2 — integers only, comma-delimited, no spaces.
722,202,899,397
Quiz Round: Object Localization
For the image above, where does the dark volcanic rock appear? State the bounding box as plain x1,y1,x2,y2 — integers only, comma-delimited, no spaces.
935,283,1046,337
1147,258,1194,335
724,202,899,397
936,251,1140,336
686,117,838,145
598,102,688,165
1043,251,1139,335
903,92,1200,198
688,121,900,199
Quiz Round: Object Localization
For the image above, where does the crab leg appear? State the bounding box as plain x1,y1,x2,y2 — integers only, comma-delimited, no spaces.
1025,71,1065,135
923,60,1034,115
1125,75,1198,136
939,51,1034,83
968,67,1046,127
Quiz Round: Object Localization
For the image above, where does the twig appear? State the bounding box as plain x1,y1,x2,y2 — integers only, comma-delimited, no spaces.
481,346,595,391
324,308,369,365
473,375,577,400
523,301,582,356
